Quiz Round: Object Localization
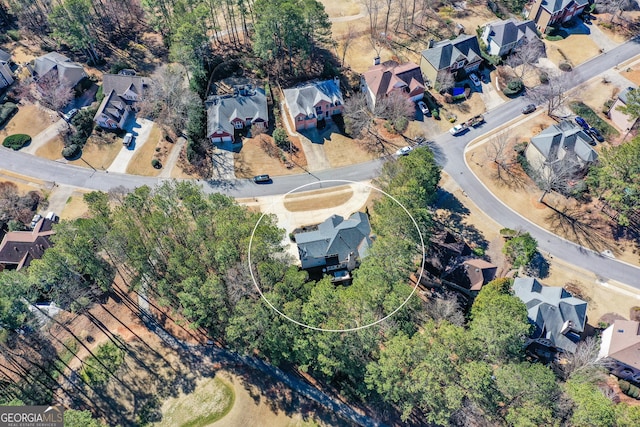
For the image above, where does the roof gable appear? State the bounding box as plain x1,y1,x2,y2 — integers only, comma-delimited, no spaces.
206,87,268,137
421,35,482,70
283,79,344,119
530,120,598,163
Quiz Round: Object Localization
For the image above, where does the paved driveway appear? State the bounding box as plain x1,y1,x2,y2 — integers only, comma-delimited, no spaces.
107,118,154,173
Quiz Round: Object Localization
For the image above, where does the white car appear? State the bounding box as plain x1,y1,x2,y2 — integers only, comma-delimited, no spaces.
123,133,133,147
417,101,429,115
395,146,413,156
469,73,481,88
449,124,467,135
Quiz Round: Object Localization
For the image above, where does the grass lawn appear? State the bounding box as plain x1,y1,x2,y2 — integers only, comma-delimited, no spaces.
154,376,234,427
126,124,164,176
621,64,640,86
234,134,307,178
35,136,65,160
283,185,354,211
60,191,90,220
323,132,377,168
544,35,600,67
69,136,123,170
0,104,54,140
321,0,360,17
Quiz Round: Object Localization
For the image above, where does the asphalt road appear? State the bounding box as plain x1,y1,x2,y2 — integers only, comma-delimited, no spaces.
1,37,639,287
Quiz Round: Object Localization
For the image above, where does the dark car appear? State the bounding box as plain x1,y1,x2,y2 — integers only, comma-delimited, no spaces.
588,127,605,142
575,116,589,130
522,104,536,114
253,174,271,183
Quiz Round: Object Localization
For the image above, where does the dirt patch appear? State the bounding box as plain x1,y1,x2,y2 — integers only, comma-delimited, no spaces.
322,0,361,17
323,132,378,168
621,64,640,86
0,104,56,139
544,35,600,67
126,124,165,176
284,186,354,211
60,191,91,220
234,134,308,178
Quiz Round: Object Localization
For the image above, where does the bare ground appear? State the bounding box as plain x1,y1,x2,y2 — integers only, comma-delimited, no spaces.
234,134,308,178
283,185,354,211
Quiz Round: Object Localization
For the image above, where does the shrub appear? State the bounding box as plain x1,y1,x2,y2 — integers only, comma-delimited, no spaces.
559,61,573,72
472,246,485,256
151,158,162,169
603,99,614,114
628,384,640,399
0,102,18,126
79,341,125,386
383,121,395,134
272,127,289,149
393,116,408,133
96,85,104,103
431,109,440,120
62,144,80,158
539,72,549,84
7,30,20,41
2,134,31,150
503,79,523,96
619,380,631,392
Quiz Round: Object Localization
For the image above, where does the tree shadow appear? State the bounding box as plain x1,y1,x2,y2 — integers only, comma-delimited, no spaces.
433,189,488,251
545,204,613,253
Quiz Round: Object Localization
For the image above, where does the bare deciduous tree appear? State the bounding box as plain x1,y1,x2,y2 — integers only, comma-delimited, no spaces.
532,157,582,204
560,336,610,379
34,72,74,112
506,38,545,81
424,291,465,326
339,25,358,67
526,70,572,117
485,131,512,181
436,71,456,93
361,0,383,36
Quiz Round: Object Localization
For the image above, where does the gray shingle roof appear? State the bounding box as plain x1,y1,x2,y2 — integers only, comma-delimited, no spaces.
206,87,268,137
514,277,587,353
0,49,10,63
487,19,538,48
283,79,343,119
530,120,598,164
421,35,482,71
295,212,372,266
618,86,637,105
540,0,588,14
31,52,87,87
94,73,150,124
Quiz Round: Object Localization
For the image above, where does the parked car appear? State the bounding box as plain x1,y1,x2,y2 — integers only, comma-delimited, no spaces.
395,146,413,156
253,174,271,183
575,116,589,130
522,104,536,114
123,133,133,147
63,108,79,122
469,73,481,88
45,211,59,222
588,127,605,142
417,101,429,116
30,214,42,228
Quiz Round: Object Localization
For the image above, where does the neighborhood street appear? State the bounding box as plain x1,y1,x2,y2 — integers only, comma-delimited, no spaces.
1,37,639,288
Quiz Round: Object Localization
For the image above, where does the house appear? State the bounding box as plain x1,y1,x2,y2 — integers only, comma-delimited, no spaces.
206,84,268,144
283,78,344,131
598,320,640,383
608,87,638,133
28,52,87,88
513,277,588,353
0,49,14,89
420,35,483,87
294,212,373,275
525,120,598,179
440,258,498,294
94,71,151,129
423,231,472,279
525,0,589,33
481,19,538,57
361,60,425,109
0,218,55,271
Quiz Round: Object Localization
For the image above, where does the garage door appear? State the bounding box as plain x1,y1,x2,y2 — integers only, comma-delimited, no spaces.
211,136,232,143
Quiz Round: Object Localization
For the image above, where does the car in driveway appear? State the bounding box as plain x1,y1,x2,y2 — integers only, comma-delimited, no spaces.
417,101,430,116
63,108,79,122
123,133,133,147
587,127,605,142
522,104,536,114
575,116,589,130
30,214,42,228
395,146,413,156
253,174,271,183
469,73,481,88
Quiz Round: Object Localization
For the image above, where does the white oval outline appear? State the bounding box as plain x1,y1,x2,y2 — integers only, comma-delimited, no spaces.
247,179,426,332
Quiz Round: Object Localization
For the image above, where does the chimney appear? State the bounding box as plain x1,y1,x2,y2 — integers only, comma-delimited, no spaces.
373,56,381,66
428,39,435,48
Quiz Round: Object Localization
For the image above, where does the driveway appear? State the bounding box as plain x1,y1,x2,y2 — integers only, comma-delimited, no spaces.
477,75,505,111
158,137,186,178
22,119,65,155
281,101,331,171
106,118,154,173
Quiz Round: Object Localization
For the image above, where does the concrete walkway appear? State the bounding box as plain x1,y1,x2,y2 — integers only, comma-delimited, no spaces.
22,119,65,155
107,118,154,173
158,137,186,178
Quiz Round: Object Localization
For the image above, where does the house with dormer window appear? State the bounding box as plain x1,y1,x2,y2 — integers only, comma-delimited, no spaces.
420,35,483,87
481,19,539,57
283,78,344,131
94,70,151,129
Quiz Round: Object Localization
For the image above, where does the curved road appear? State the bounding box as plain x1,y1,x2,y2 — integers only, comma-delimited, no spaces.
1,38,639,288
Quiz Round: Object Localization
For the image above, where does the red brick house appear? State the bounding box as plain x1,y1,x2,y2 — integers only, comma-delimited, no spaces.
283,78,344,131
526,0,589,33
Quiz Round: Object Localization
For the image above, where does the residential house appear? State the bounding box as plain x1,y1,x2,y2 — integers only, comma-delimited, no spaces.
0,49,14,89
283,78,344,131
481,19,539,57
525,120,598,179
526,0,589,33
361,60,425,109
598,320,640,383
513,277,588,353
294,212,373,277
423,231,471,279
420,35,483,87
608,87,638,133
28,52,87,88
206,84,268,144
0,218,55,271
94,71,151,129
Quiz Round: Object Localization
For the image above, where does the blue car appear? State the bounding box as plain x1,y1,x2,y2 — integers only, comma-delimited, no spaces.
575,116,589,130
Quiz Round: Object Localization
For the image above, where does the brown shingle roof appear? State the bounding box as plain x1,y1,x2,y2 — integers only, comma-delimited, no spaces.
0,218,55,270
363,60,425,101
